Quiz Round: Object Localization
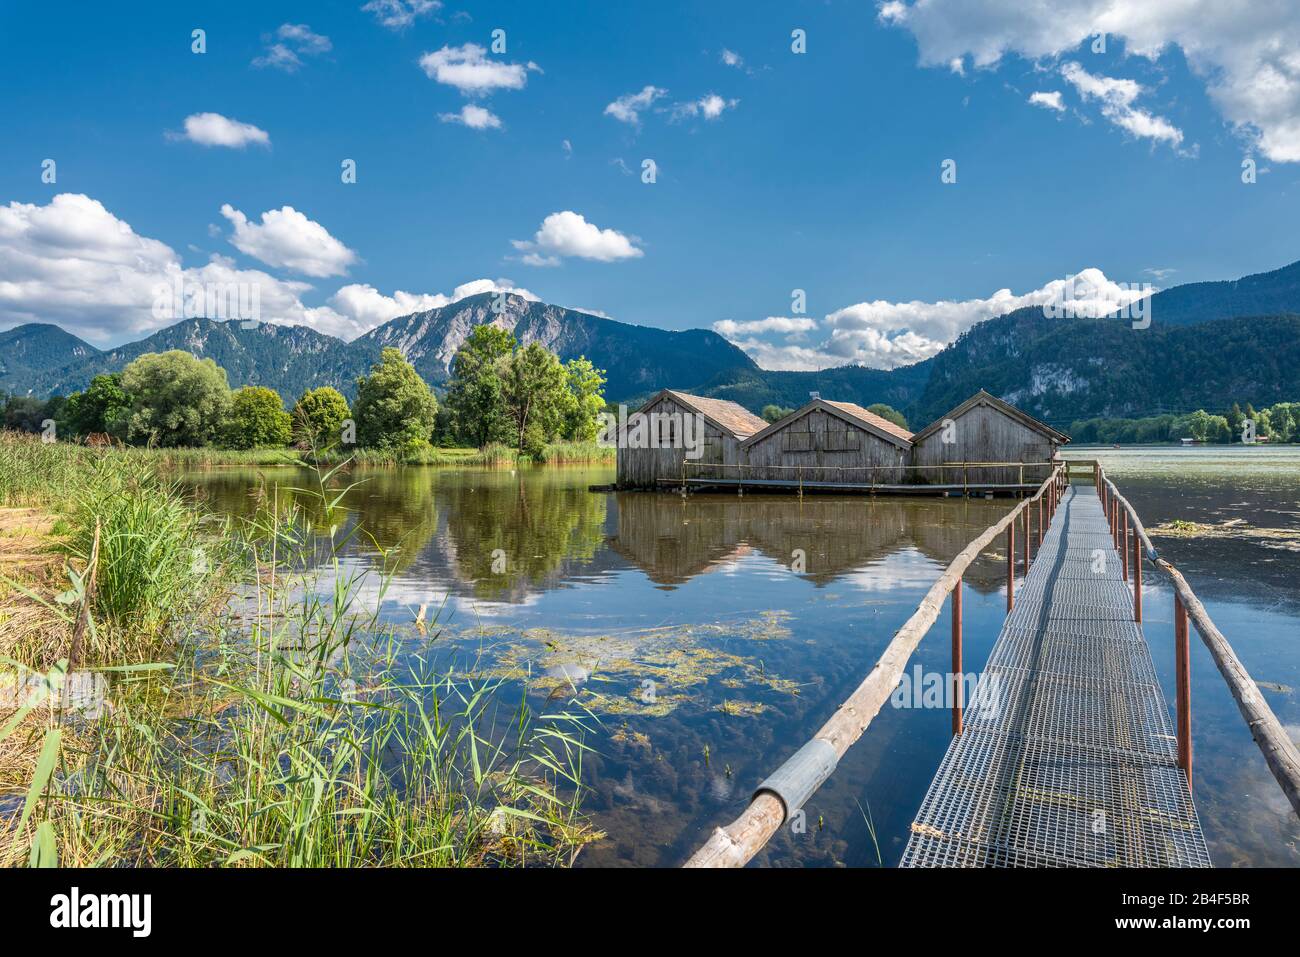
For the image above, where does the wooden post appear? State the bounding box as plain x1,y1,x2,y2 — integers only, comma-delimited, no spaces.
1175,592,1192,786
951,577,963,737
1007,522,1015,611
1133,529,1142,623
1037,497,1044,549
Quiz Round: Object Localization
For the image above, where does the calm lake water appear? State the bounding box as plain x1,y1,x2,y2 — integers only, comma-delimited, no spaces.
182,447,1300,867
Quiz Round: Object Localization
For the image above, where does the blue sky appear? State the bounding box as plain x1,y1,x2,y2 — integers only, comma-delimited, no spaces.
1,0,1298,368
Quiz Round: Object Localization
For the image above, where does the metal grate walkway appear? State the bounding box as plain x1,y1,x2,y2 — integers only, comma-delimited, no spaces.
901,485,1211,867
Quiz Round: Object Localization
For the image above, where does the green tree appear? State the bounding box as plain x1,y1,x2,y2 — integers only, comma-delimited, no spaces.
867,403,909,430
500,342,568,457
58,373,131,438
561,356,607,442
224,386,292,449
353,347,439,453
292,386,351,450
761,404,794,424
1226,402,1244,440
442,325,514,447
1268,403,1296,443
119,350,231,447
2,394,55,433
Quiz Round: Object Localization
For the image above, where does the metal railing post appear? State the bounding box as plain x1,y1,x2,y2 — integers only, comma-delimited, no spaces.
1007,522,1015,611
1133,529,1142,623
951,577,963,737
1175,592,1192,786
1023,505,1030,572
1121,510,1130,580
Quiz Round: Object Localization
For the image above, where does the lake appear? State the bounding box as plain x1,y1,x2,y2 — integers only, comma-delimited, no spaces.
182,446,1300,867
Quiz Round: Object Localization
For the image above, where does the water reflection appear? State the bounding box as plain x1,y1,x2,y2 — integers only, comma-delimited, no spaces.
181,459,1300,867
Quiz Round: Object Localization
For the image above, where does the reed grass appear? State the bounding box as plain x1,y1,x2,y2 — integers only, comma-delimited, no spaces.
0,432,599,867
0,432,614,472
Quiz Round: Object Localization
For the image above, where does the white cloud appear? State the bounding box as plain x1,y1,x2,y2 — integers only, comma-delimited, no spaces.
604,86,666,125
330,278,538,333
183,255,355,338
419,43,539,96
220,204,357,278
721,49,744,69
0,194,555,345
1060,61,1183,147
712,317,817,338
879,0,1300,162
511,211,643,266
252,44,301,72
0,193,358,342
671,93,739,121
439,103,503,130
170,112,270,148
362,0,441,30
714,268,1154,371
253,23,332,72
1029,90,1065,111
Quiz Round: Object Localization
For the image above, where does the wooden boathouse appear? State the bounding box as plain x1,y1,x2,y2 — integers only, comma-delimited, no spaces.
910,390,1068,486
614,387,1070,495
613,389,766,489
739,398,913,484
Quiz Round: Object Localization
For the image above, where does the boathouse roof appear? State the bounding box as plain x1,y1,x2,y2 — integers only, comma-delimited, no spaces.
911,389,1071,445
640,389,768,439
741,397,914,450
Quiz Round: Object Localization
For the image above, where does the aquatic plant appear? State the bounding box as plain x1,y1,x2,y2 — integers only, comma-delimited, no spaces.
0,437,599,867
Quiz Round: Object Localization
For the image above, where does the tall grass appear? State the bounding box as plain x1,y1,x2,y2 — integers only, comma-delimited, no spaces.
0,432,599,867
0,432,98,507
65,462,226,653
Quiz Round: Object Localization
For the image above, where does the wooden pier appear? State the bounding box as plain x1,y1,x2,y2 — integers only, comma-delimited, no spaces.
660,460,1054,497
685,463,1300,867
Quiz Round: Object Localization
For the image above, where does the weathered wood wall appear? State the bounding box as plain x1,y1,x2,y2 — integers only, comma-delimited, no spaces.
615,395,741,488
912,403,1057,485
742,408,908,484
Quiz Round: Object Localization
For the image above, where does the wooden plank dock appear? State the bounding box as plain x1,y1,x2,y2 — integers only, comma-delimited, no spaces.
901,484,1211,867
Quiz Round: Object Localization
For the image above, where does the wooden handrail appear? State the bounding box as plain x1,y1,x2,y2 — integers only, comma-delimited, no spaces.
684,465,1066,867
1101,470,1300,818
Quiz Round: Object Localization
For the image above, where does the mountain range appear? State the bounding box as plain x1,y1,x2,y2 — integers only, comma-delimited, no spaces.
3,259,1299,429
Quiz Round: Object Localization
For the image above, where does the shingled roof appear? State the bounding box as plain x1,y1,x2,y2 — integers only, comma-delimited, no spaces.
740,397,914,450
643,390,768,439
911,390,1071,445
823,400,915,443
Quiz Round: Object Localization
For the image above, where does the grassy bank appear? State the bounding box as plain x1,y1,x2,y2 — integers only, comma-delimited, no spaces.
0,432,598,866
59,441,616,470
